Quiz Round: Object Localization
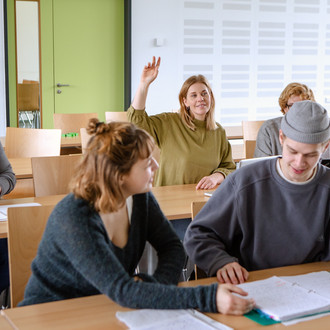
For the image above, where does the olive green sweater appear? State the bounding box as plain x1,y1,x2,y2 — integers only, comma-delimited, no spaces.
127,106,236,186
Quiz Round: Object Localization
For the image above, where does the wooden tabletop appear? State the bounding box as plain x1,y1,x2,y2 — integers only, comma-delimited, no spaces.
0,184,213,238
2,262,329,330
0,315,13,330
61,136,81,148
151,184,212,220
9,157,32,179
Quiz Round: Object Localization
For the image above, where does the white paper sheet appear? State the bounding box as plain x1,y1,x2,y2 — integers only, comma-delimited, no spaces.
281,271,330,300
116,309,233,330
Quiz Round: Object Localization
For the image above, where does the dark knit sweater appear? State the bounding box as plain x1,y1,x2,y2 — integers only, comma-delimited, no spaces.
19,193,217,312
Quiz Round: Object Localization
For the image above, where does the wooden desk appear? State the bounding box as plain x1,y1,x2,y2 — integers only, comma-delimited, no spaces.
151,184,212,220
2,262,329,329
60,136,82,155
9,157,32,179
0,315,12,330
0,184,212,238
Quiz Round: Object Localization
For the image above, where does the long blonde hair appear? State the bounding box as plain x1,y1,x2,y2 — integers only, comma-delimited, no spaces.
178,75,216,131
70,119,154,213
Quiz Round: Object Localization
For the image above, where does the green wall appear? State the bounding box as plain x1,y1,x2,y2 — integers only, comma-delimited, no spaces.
7,0,124,128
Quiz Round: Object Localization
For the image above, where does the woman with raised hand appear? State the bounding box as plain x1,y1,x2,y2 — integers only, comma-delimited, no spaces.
19,119,254,315
128,57,236,190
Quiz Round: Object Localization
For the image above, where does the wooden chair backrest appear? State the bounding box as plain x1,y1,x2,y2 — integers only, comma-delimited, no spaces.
105,111,128,122
53,113,98,134
242,120,264,141
7,205,55,307
244,140,257,159
5,127,61,158
191,201,207,220
224,125,243,140
32,154,82,197
242,121,264,159
80,127,90,154
191,201,208,280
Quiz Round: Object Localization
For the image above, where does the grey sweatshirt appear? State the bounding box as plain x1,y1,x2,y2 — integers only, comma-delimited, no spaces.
184,158,330,275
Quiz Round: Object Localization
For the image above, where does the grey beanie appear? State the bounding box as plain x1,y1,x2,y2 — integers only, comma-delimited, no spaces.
281,100,330,144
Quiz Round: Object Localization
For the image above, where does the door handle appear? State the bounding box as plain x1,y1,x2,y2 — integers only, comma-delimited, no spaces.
57,83,70,87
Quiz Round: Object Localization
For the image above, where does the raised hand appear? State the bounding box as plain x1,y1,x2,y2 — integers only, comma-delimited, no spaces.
140,56,161,86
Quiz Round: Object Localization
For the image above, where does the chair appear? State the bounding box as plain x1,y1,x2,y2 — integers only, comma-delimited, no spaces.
224,125,243,140
191,201,208,280
105,111,128,122
32,154,82,197
242,120,264,159
191,201,207,220
80,127,90,153
5,127,61,158
244,140,257,159
7,205,55,307
53,113,98,134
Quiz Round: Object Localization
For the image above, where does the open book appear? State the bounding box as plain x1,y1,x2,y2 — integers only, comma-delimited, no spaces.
239,271,330,322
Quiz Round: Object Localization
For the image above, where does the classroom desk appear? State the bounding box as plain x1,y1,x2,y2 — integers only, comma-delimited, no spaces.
0,184,213,238
60,136,82,155
9,157,32,179
151,184,212,220
0,315,12,330
1,262,329,329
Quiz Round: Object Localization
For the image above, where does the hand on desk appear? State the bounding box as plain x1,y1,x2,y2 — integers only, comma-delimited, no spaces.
196,172,224,190
216,283,255,315
217,262,249,284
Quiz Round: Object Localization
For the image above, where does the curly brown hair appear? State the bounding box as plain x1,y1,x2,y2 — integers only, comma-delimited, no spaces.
278,82,315,115
70,118,154,213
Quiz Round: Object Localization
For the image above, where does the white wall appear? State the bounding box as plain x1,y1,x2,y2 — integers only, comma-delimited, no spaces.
132,0,330,126
0,0,6,136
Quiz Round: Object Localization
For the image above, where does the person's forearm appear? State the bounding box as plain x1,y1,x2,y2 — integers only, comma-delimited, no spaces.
131,82,150,110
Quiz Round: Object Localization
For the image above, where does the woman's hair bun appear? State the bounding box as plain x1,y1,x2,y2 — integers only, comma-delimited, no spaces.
86,118,109,135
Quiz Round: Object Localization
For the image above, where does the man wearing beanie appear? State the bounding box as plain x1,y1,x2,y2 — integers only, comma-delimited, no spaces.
184,100,330,284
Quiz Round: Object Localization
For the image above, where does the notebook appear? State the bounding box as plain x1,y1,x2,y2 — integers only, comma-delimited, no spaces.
238,271,330,322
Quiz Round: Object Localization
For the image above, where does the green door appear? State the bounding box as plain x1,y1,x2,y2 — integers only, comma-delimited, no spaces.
53,0,124,120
